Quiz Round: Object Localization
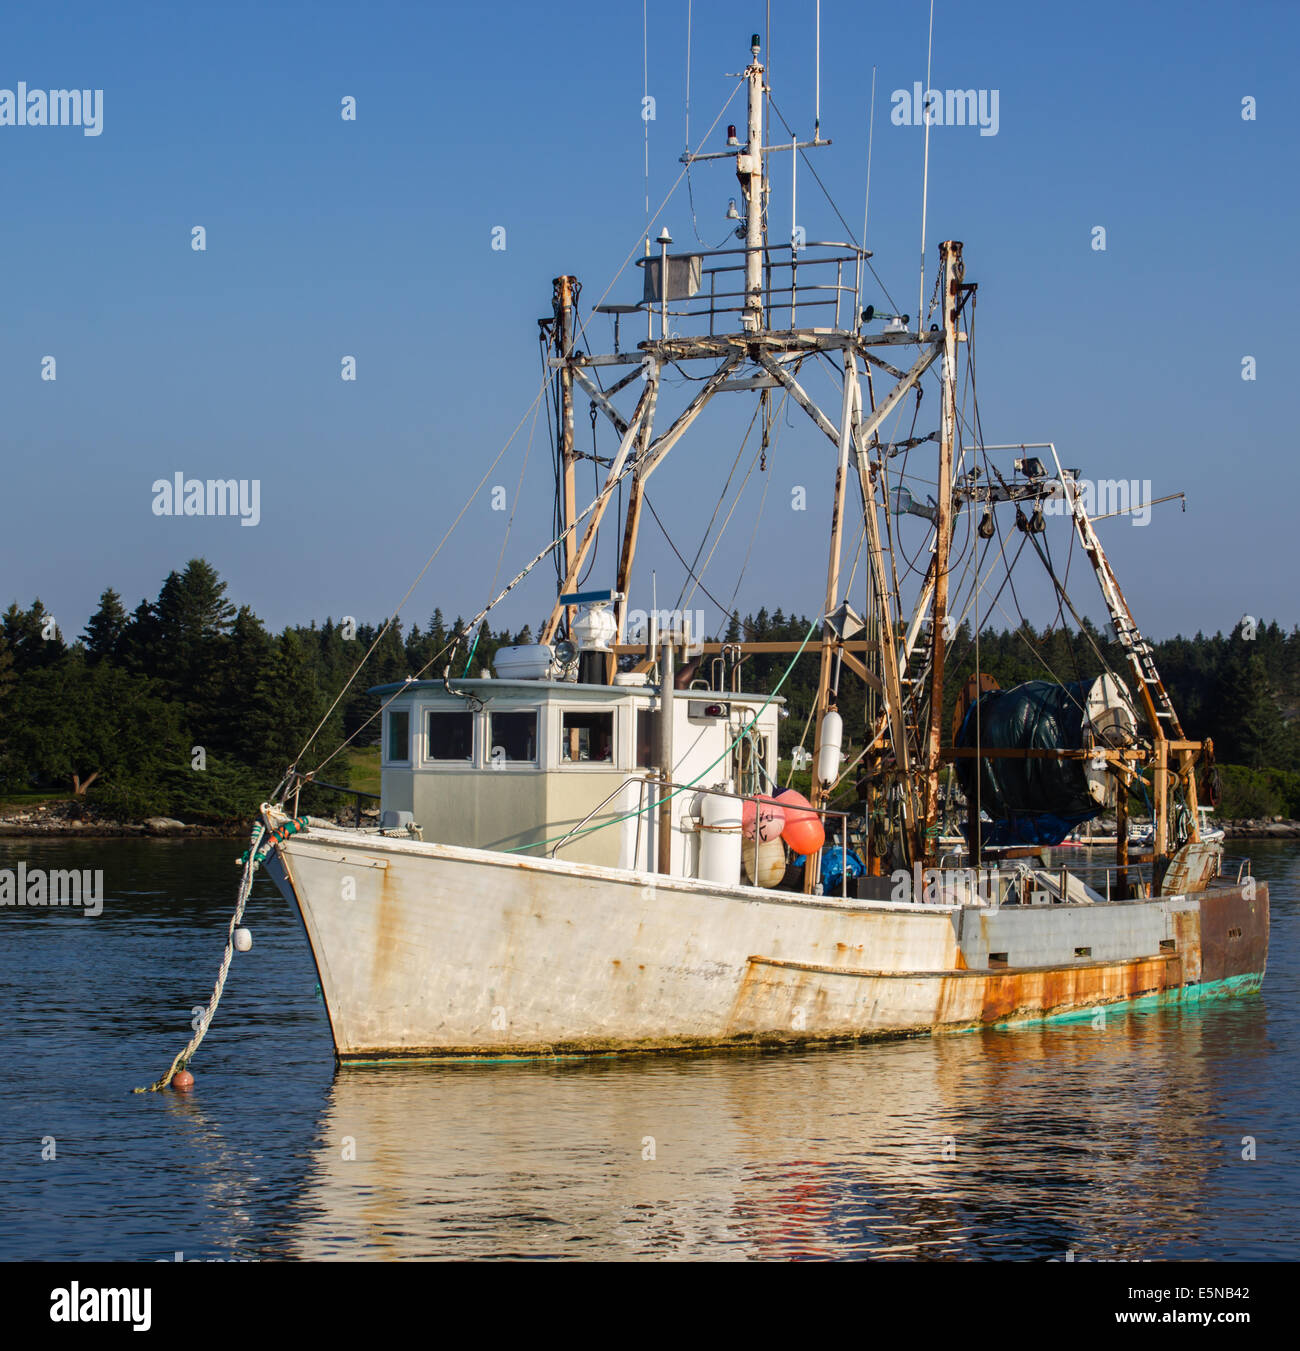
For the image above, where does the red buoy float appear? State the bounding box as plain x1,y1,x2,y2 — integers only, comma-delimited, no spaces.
172,1070,195,1091
774,789,825,856
741,795,785,842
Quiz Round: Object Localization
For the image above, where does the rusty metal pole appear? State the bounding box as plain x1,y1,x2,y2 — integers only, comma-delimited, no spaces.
1153,737,1169,894
1115,768,1129,901
656,638,676,875
921,241,963,864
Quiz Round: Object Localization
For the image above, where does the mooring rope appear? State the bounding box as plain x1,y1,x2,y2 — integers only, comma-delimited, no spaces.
133,815,305,1092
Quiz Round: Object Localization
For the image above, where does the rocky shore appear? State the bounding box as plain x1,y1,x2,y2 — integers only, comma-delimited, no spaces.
1220,818,1300,840
1,797,1297,842
0,799,371,839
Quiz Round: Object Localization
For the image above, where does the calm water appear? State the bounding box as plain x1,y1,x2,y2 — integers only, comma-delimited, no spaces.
1,837,1295,1261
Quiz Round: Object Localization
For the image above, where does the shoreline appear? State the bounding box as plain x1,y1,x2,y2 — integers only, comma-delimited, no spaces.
0,802,370,841
0,804,1296,843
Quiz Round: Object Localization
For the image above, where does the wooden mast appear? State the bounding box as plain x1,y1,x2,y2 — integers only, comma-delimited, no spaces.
554,275,579,642
921,241,963,865
805,353,859,891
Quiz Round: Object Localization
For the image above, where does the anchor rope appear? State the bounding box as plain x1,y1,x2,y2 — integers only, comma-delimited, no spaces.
132,815,306,1093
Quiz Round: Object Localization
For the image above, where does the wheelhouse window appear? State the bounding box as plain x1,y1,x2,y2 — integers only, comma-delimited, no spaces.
426,709,473,762
561,710,614,763
489,710,538,765
385,709,411,763
635,708,659,768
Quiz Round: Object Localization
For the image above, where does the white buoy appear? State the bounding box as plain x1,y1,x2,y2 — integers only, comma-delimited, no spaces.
698,782,742,886
234,928,253,952
816,710,843,785
743,838,786,888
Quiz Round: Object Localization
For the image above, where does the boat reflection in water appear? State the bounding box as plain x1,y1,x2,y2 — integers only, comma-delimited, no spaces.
286,994,1266,1260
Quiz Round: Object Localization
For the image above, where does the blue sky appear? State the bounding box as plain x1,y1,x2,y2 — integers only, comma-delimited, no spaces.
1,0,1295,643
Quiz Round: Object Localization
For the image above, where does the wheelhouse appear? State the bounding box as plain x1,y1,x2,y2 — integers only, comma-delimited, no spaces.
372,676,783,876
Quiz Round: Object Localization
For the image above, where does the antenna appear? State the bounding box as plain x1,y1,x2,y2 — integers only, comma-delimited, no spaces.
860,65,876,310
814,0,821,141
642,0,650,220
791,132,798,252
684,0,691,149
918,0,935,329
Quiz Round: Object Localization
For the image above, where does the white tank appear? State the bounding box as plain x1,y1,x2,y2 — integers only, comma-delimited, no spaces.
743,838,786,888
698,782,742,886
494,644,554,680
816,710,843,785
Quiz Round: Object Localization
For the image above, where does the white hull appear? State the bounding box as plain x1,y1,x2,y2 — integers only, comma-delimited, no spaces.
265,823,1265,1060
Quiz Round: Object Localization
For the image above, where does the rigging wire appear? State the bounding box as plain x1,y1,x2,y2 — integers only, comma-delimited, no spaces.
643,492,732,617
671,397,764,611
293,384,547,768
484,395,542,613
293,81,751,784
765,92,904,317
727,463,771,623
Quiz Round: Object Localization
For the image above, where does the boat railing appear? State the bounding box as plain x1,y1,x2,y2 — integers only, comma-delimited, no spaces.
552,773,857,899
662,779,856,900
550,775,651,859
293,776,380,828
624,241,867,340
1098,861,1153,901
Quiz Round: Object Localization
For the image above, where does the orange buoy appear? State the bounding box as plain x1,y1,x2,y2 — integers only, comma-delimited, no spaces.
172,1070,195,1091
775,789,825,856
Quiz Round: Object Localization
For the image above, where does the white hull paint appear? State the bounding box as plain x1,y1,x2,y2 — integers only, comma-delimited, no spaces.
265,823,1265,1060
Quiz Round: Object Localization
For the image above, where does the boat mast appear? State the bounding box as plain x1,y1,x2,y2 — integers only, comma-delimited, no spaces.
742,34,765,332
921,240,963,864
555,275,579,641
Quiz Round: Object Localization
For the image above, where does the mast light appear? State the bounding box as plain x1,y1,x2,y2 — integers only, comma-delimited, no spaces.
861,305,910,333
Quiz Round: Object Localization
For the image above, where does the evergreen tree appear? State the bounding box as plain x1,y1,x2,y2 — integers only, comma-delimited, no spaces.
2,600,64,672
1214,641,1283,769
82,588,128,663
119,600,162,677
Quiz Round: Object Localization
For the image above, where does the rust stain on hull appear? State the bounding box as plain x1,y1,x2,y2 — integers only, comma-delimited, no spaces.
962,954,1178,1025
1199,883,1269,982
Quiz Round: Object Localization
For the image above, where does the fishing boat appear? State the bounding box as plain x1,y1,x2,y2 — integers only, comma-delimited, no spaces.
260,30,1267,1062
